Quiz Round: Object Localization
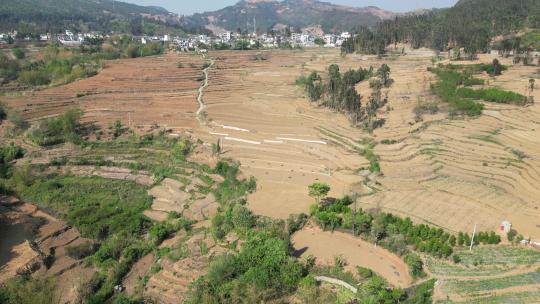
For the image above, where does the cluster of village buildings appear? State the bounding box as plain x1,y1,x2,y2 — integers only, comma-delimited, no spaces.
173,30,353,49
0,29,353,49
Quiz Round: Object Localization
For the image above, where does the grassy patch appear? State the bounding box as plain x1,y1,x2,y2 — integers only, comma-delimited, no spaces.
17,175,152,239
429,66,484,117
443,269,540,294
457,87,527,105
426,246,540,277
359,139,381,173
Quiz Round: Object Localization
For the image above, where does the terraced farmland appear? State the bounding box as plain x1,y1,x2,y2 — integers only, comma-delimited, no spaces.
3,52,205,133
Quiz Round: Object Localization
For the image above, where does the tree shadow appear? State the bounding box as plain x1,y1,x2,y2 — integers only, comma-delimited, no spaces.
292,246,309,258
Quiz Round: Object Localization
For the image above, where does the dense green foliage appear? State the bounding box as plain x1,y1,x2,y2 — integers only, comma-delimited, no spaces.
429,64,527,117
190,231,305,303
342,0,539,55
456,87,527,105
429,66,485,116
0,276,56,304
28,108,83,146
0,143,24,178
1,38,164,87
310,194,501,260
195,168,307,302
17,175,152,239
298,64,390,127
0,0,193,35
10,174,156,303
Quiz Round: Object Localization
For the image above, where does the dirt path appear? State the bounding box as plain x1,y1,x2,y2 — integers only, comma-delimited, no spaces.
196,55,215,124
292,226,412,288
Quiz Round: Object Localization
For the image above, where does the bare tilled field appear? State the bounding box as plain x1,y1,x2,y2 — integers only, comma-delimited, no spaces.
3,52,205,132
366,56,540,239
196,49,372,219
292,225,412,288
197,49,540,239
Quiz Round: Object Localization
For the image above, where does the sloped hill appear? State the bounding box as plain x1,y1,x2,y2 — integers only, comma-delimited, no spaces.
0,0,191,35
182,0,395,33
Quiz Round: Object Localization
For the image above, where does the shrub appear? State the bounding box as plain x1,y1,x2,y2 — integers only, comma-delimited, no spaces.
0,102,6,121
18,70,50,86
149,222,173,245
457,87,527,105
29,108,83,146
507,229,518,242
286,213,308,235
7,112,29,131
0,276,56,304
357,266,374,279
405,253,425,278
12,48,25,60
66,242,98,259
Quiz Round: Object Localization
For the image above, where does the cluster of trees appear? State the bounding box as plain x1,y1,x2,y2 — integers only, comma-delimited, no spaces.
445,60,507,76
0,135,227,303
0,143,24,178
195,170,309,302
308,183,501,261
428,65,485,116
190,230,307,303
493,31,540,65
458,231,501,246
429,63,529,117
342,0,539,56
0,37,163,87
29,108,84,146
0,0,197,36
298,64,391,128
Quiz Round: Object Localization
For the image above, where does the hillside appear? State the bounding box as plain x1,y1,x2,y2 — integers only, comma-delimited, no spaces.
342,0,540,54
181,0,395,34
0,0,196,35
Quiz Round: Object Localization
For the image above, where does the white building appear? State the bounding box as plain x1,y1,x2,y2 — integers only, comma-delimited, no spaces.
220,31,232,41
291,33,301,42
300,34,311,44
340,32,351,39
500,221,512,233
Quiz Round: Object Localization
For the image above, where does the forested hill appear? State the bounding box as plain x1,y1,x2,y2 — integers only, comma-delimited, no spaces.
181,0,395,34
0,0,200,36
342,0,540,55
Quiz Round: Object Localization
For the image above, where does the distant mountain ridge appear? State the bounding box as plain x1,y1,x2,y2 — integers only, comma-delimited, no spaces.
181,0,396,34
0,0,200,35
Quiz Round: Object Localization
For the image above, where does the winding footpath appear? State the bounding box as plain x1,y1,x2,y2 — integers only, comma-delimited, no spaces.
196,55,215,125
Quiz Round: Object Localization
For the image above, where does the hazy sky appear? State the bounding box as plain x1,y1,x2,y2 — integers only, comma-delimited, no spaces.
126,0,459,15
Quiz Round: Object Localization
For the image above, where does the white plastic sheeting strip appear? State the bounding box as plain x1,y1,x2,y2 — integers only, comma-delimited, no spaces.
222,125,250,132
224,137,261,145
263,140,284,144
210,132,229,136
276,137,327,145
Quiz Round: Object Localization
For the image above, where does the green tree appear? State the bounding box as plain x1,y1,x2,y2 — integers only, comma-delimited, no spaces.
308,183,331,204
377,64,391,86
12,47,25,60
405,253,424,278
492,59,502,76
113,120,122,138
314,37,325,47
507,229,518,242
